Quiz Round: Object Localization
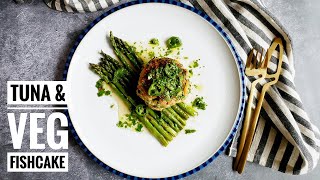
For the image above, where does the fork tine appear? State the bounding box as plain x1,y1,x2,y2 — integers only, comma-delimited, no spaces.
250,49,256,68
246,49,254,69
258,48,265,68
254,50,260,68
252,49,258,69
260,48,264,62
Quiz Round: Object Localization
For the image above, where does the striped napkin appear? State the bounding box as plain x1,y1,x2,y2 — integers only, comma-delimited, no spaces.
42,0,320,175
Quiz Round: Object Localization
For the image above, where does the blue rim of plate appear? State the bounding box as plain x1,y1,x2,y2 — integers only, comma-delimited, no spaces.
63,0,246,179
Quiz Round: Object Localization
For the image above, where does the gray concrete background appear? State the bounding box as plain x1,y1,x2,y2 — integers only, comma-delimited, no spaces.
0,0,319,179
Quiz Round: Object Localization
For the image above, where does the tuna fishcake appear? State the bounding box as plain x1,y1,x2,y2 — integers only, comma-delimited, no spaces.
137,58,189,111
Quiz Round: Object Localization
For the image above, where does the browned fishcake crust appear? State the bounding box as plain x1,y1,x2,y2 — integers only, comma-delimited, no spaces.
136,58,189,111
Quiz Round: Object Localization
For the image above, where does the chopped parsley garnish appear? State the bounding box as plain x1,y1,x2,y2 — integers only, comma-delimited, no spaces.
116,113,143,132
193,84,202,90
126,113,137,126
105,90,111,95
149,38,159,45
185,129,196,134
96,79,112,97
189,59,200,68
135,124,143,132
148,51,155,59
97,89,105,97
116,121,124,128
110,104,114,108
96,79,103,88
165,49,173,56
192,97,207,110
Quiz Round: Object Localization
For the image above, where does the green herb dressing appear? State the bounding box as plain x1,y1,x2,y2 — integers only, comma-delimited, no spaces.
147,62,184,100
192,97,207,110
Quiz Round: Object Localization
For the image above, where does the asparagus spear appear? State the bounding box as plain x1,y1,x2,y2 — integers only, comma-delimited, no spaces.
90,63,132,109
116,37,144,67
146,108,178,136
101,49,139,85
91,63,138,107
115,37,141,70
100,57,116,72
158,119,177,137
162,109,184,130
177,102,197,116
146,114,173,141
100,51,122,69
138,116,168,146
172,105,189,120
99,62,128,89
122,40,145,67
161,113,181,132
166,107,186,126
109,32,136,74
100,53,137,86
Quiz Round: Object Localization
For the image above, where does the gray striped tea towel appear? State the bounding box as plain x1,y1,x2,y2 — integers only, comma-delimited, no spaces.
42,0,320,175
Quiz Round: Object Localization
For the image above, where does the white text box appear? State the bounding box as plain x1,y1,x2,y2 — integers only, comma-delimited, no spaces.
7,81,69,105
7,152,68,172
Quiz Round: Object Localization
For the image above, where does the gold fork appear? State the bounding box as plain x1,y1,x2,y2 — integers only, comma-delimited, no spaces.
233,47,268,171
234,38,284,173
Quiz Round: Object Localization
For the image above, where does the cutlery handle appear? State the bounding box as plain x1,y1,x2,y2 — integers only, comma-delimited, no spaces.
236,84,270,173
233,79,261,170
236,38,283,173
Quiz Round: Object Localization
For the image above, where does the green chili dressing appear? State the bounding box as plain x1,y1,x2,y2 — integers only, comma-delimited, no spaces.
166,36,182,49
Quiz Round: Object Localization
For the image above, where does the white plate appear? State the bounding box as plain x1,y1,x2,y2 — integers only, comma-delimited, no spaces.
65,1,245,179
